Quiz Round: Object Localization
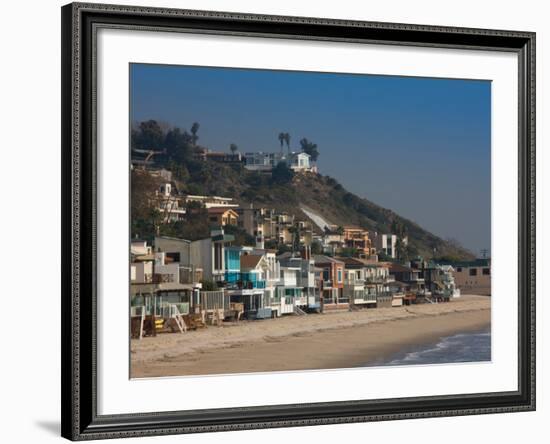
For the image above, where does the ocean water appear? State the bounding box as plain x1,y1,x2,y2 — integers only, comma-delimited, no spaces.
365,328,491,367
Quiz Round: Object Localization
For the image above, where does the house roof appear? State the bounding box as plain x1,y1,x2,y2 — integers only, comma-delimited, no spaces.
240,254,264,269
207,207,238,215
335,257,365,267
389,263,413,273
313,255,344,265
439,259,490,268
336,257,382,267
342,226,367,232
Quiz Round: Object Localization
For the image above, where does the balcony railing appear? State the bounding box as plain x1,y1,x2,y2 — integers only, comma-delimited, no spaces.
232,280,266,289
344,278,365,286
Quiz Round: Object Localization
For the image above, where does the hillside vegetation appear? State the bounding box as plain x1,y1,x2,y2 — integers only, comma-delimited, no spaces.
131,120,474,261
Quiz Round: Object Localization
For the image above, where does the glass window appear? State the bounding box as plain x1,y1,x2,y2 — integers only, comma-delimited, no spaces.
469,268,477,276
482,268,490,275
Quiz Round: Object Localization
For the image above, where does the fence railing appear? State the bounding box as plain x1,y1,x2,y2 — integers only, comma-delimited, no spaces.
199,290,229,311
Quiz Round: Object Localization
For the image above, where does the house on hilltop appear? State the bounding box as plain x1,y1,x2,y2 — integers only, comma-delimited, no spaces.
244,151,315,173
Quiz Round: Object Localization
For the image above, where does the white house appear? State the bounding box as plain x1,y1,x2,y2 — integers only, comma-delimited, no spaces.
156,183,187,222
131,240,152,256
181,194,239,209
243,151,314,172
372,233,398,258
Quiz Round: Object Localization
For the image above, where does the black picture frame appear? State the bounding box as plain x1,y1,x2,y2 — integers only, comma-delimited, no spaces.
61,2,536,440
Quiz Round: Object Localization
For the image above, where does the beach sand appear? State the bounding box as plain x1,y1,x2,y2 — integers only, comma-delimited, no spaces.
130,294,490,378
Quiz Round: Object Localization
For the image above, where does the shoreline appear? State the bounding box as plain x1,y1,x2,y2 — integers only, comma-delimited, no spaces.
363,324,491,368
131,295,490,378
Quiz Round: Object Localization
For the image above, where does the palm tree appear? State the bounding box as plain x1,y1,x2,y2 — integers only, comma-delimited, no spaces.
230,143,238,154
190,122,200,145
284,133,291,155
278,132,285,155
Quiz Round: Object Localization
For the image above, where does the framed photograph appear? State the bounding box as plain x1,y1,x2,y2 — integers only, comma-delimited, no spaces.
61,2,535,440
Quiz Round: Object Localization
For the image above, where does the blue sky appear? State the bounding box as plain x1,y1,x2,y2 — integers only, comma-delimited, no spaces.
131,64,491,255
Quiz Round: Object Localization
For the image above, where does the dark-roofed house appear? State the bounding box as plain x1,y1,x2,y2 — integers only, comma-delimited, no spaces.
388,262,426,305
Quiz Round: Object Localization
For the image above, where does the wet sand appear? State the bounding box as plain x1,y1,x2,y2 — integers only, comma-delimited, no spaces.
131,295,490,378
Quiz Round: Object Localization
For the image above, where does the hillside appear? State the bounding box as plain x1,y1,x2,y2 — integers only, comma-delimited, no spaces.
157,158,474,261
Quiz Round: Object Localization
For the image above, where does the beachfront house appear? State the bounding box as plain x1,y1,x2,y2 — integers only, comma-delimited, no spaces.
313,255,347,311
447,258,491,296
189,229,235,285
155,229,235,286
422,263,461,300
229,253,270,319
388,262,426,305
278,253,319,310
274,262,304,315
338,257,374,308
131,240,154,284
365,262,393,301
130,245,203,336
255,249,281,314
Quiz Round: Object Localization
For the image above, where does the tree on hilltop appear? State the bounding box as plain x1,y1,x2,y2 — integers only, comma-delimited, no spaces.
271,161,294,185
131,120,165,150
278,132,286,155
284,133,291,155
190,122,200,145
299,138,319,162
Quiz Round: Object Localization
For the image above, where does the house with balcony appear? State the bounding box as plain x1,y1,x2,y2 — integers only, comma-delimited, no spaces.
388,262,426,305
273,263,304,315
155,183,187,223
189,229,235,285
342,227,375,257
338,257,373,308
207,207,239,227
278,253,319,310
337,257,393,308
255,249,281,313
130,246,203,330
227,253,270,319
313,255,347,311
237,206,274,243
155,229,235,286
180,194,239,209
364,262,393,300
422,262,461,300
